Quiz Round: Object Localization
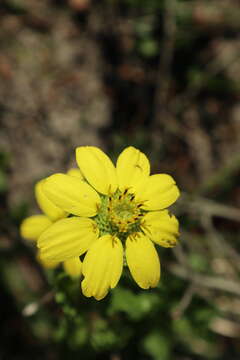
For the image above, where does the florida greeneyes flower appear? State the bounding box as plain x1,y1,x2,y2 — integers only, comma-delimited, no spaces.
21,146,180,300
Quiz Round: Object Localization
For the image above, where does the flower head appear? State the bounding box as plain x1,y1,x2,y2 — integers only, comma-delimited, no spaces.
34,146,180,300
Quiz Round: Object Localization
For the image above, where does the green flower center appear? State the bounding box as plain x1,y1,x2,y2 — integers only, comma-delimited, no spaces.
108,191,142,232
94,189,144,239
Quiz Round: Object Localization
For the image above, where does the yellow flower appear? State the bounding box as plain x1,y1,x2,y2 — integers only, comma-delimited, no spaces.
20,169,83,278
37,146,180,300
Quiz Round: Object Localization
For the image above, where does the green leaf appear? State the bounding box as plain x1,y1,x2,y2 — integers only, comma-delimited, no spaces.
143,332,171,360
108,286,159,321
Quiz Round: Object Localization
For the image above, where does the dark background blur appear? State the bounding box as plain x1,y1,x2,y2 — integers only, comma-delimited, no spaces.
0,0,240,359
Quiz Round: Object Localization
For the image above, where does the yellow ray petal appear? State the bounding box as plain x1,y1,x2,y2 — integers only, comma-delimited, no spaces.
126,233,160,289
67,168,84,179
63,257,82,278
76,146,117,195
42,174,101,217
38,217,99,262
20,215,52,241
37,251,59,269
135,174,180,210
116,146,150,191
35,180,67,221
81,235,123,300
141,210,179,248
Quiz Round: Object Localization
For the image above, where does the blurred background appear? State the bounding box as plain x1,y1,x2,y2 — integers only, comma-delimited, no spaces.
0,0,240,359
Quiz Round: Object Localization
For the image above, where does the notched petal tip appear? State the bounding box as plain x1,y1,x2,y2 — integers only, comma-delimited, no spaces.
38,217,99,262
76,146,118,195
116,146,150,191
42,173,101,217
20,215,52,241
142,210,179,248
141,174,180,211
81,235,123,300
35,179,67,221
126,233,160,289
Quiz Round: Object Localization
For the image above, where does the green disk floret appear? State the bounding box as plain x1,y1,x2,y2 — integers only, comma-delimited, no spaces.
94,189,145,240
